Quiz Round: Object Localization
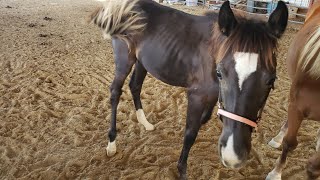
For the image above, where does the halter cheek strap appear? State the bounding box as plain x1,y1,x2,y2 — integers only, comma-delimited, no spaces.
217,109,258,128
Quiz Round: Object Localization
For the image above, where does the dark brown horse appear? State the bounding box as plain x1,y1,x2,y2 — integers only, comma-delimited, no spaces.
267,1,320,180
89,0,288,178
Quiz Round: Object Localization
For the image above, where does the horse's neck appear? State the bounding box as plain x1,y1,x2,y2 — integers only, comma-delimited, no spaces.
306,1,320,22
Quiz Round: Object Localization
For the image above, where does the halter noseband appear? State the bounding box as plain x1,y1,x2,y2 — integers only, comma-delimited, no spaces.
217,109,258,128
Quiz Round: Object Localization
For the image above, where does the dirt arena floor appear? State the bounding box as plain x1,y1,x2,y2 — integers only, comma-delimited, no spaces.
1,0,319,179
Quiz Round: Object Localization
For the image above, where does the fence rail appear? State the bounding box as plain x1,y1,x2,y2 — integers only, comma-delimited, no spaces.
164,0,311,24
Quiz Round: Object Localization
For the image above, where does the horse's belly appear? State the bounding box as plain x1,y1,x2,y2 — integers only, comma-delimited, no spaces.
296,83,320,120
139,56,189,87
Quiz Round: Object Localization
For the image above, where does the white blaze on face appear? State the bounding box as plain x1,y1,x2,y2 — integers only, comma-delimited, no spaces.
234,52,258,90
221,134,241,168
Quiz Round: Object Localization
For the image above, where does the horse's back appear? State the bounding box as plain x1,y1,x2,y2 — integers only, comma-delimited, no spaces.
133,1,217,87
137,0,217,39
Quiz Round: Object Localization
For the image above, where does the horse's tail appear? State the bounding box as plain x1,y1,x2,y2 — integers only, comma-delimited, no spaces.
297,25,320,79
89,0,146,40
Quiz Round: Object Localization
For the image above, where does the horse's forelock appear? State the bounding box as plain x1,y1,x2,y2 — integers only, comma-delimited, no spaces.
211,18,277,71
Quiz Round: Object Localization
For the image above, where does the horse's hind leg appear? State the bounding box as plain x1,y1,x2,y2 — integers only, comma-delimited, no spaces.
129,61,154,131
266,103,303,180
107,38,135,157
268,121,288,148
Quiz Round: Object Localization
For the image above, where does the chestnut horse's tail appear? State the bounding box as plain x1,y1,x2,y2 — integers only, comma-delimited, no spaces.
89,0,146,40
297,26,320,79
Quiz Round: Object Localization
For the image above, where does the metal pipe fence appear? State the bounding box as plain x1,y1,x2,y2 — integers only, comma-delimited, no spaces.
204,0,310,24
163,0,311,24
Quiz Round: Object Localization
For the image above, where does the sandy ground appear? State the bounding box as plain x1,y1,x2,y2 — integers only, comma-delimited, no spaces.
1,0,319,179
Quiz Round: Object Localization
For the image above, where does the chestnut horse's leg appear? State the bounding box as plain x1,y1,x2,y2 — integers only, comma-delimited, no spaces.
307,151,320,180
307,129,320,179
177,89,207,179
316,129,320,151
129,61,154,131
266,103,303,180
268,121,288,148
106,39,135,157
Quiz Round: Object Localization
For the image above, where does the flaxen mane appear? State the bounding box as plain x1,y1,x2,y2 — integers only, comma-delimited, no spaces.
297,25,320,79
211,17,278,70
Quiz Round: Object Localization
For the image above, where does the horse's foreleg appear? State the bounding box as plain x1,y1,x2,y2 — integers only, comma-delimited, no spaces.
129,61,154,131
107,39,135,157
266,103,303,180
200,103,215,125
307,128,320,179
177,90,206,179
268,121,288,148
200,89,218,125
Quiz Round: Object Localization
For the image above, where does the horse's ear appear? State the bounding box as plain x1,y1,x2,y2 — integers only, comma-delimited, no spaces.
218,1,237,36
268,1,288,38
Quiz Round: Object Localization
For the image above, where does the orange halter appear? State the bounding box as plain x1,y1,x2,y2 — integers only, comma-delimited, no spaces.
217,109,258,128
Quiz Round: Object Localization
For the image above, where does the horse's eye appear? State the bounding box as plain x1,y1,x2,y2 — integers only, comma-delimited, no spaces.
216,70,222,79
267,77,277,89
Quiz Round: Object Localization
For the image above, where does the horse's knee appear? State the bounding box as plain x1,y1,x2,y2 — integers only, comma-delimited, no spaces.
307,153,320,180
185,129,198,142
110,88,122,104
282,136,298,152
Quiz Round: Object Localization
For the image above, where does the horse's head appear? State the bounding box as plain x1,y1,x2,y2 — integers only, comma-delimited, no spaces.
214,1,288,168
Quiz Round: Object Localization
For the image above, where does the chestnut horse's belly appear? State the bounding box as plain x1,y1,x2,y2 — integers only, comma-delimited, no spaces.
295,82,320,120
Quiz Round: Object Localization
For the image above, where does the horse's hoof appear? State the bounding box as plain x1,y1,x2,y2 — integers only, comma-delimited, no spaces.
145,124,155,131
268,138,281,149
266,170,282,180
106,141,116,157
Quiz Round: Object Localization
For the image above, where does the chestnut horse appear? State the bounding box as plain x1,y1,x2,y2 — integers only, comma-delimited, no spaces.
267,1,320,180
89,0,288,178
